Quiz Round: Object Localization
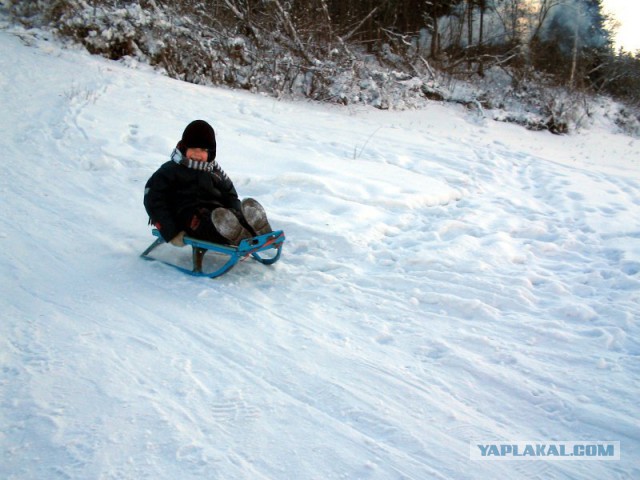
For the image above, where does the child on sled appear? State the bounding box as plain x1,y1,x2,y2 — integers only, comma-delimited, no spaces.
144,120,272,247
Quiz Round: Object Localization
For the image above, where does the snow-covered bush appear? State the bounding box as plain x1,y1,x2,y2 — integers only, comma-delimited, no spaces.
3,0,637,136
614,108,640,136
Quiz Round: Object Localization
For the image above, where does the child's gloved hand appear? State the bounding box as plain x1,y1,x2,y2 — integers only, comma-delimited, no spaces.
170,231,186,247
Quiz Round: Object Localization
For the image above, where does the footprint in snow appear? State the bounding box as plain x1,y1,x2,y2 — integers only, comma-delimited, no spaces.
124,123,139,145
210,389,261,424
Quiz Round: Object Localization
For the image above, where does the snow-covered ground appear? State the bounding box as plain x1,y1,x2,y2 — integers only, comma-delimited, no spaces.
1,22,639,480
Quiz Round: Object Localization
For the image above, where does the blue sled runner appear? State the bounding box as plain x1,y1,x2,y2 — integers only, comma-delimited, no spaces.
141,229,285,278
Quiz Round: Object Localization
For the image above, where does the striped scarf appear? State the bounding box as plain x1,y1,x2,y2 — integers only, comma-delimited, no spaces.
171,148,216,173
170,148,232,185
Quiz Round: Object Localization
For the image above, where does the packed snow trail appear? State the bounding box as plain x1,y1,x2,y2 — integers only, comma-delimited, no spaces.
1,24,639,480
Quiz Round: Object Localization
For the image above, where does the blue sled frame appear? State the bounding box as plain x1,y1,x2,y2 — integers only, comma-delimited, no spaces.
141,228,285,278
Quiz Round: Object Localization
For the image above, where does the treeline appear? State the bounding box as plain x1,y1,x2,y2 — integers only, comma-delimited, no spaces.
5,0,640,113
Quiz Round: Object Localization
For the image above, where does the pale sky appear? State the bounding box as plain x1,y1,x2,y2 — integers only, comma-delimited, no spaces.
601,0,640,52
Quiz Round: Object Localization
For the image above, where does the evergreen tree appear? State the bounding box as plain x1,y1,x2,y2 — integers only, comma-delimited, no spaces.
533,0,613,87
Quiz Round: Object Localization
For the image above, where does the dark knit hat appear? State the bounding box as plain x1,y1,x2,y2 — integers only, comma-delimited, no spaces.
179,120,216,158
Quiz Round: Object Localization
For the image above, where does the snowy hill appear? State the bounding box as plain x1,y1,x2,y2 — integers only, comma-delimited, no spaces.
1,22,639,480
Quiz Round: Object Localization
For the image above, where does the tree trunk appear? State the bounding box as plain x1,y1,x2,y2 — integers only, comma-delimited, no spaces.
467,0,473,48
478,1,485,76
467,0,474,69
431,17,440,59
569,18,579,87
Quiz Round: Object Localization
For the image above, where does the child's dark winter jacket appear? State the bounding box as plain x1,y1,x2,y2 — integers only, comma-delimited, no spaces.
144,148,242,242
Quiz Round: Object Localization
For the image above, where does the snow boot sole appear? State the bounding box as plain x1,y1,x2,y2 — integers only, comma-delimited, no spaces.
211,208,251,245
241,198,272,236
